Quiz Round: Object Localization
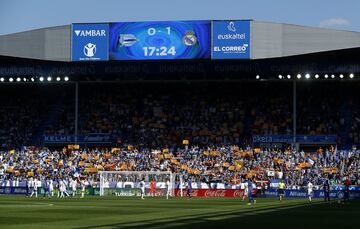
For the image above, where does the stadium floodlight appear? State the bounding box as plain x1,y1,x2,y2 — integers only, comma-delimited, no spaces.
315,74,319,79
324,74,329,79
31,77,35,82
278,75,283,79
0,77,4,82
349,73,354,78
296,74,302,79
39,76,44,82
47,76,52,82
16,77,21,82
339,74,344,79
287,75,291,79
305,73,310,79
255,75,260,79
23,78,27,82
56,77,61,81
331,74,335,79
64,76,69,81
9,77,14,82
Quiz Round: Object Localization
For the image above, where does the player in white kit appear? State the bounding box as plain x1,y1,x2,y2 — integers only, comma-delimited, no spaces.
49,178,54,197
27,177,33,197
30,177,38,198
242,182,248,201
59,179,70,198
307,181,314,202
166,179,172,199
71,178,77,197
140,179,145,199
80,179,86,198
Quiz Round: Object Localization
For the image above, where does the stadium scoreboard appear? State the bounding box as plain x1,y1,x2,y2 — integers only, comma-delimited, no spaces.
110,21,210,60
71,20,251,61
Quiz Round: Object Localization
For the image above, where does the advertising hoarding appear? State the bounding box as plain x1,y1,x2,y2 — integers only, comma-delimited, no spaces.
72,23,109,61
212,20,251,59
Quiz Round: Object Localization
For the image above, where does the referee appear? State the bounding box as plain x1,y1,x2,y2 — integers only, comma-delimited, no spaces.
278,180,286,201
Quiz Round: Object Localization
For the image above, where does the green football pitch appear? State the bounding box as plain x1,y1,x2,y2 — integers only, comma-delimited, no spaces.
0,196,358,229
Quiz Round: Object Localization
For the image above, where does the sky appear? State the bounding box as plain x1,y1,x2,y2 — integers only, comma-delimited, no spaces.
0,0,359,35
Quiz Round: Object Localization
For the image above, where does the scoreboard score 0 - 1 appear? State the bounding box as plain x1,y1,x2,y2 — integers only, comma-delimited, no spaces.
109,21,211,60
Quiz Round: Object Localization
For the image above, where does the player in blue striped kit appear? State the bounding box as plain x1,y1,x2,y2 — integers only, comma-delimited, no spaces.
247,179,256,205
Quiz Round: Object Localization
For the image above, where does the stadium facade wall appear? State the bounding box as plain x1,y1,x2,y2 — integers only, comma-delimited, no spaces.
0,25,70,61
251,21,360,59
0,22,360,61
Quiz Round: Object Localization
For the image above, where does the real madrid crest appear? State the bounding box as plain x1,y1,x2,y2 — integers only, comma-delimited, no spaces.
182,31,197,46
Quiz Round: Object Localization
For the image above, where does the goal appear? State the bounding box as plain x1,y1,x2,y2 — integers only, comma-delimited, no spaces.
98,171,180,197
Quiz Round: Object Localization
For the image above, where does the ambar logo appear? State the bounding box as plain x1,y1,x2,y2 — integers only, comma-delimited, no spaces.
74,30,107,37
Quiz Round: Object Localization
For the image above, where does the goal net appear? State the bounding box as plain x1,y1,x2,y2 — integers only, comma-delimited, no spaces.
98,171,179,197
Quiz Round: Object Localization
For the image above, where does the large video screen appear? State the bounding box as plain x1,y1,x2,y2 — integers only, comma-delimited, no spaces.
109,21,211,60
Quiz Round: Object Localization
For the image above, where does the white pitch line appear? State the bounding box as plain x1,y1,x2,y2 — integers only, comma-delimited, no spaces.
0,202,54,208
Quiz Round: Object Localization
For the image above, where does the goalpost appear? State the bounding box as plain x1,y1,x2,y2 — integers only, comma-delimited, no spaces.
99,171,181,197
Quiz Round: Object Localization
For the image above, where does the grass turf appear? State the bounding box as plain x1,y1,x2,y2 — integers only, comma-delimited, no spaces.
0,196,358,229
